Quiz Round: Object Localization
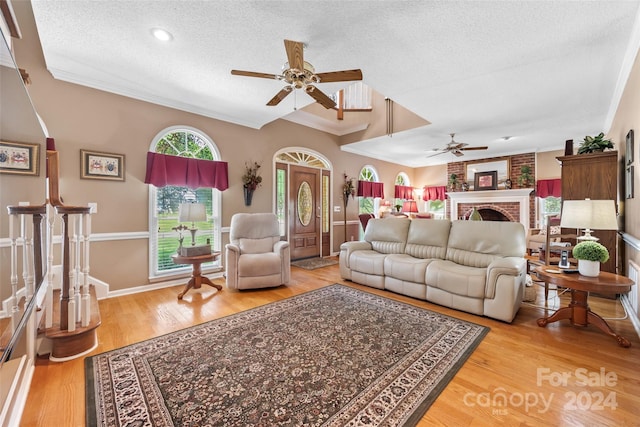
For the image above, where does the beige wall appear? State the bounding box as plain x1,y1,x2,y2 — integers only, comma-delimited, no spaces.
535,149,563,180
607,48,640,318
3,0,424,292
5,1,639,302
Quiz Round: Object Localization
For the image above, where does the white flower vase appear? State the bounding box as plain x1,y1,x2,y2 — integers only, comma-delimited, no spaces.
578,259,600,277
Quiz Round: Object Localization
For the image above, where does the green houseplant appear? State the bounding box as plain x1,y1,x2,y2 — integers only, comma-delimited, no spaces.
572,241,609,277
517,165,532,187
577,132,614,154
448,173,458,191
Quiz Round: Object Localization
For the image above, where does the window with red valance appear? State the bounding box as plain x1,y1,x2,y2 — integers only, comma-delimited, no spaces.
357,180,385,198
536,179,561,198
394,185,414,199
422,185,447,201
144,151,229,190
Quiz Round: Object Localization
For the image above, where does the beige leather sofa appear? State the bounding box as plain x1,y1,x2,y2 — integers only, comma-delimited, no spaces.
226,213,290,289
339,218,526,322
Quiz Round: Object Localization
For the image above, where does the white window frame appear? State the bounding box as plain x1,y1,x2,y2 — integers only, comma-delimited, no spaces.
147,125,222,280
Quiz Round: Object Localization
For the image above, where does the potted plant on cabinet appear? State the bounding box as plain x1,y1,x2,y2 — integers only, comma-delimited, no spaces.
572,240,609,277
577,132,614,154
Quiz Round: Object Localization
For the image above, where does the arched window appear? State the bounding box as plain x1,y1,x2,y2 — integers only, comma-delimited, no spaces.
394,172,411,207
358,165,380,217
148,126,222,278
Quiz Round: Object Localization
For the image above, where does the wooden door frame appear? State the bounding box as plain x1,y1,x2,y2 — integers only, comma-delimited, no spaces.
273,149,333,257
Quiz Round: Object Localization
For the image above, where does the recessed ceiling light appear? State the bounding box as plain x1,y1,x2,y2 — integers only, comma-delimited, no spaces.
151,28,173,42
501,136,513,141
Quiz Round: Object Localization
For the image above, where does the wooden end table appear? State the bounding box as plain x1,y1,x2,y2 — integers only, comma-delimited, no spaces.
171,252,222,299
533,266,634,347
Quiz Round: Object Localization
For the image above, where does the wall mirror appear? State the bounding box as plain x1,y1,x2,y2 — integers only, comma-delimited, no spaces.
465,157,510,190
1,29,47,366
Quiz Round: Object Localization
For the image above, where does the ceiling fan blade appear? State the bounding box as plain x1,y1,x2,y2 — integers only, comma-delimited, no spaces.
284,39,304,71
266,87,293,106
426,151,447,159
305,85,336,108
231,70,280,80
315,69,363,83
461,146,489,151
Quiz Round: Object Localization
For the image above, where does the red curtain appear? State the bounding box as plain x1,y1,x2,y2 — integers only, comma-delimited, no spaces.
536,179,561,198
394,185,414,199
423,185,447,201
144,152,229,190
357,180,385,198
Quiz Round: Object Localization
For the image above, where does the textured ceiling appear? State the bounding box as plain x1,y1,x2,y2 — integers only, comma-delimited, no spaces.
30,0,640,167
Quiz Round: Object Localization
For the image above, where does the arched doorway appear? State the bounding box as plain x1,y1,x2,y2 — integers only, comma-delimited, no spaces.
275,149,332,260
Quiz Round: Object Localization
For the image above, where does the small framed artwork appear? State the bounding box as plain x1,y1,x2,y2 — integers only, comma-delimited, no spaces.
0,141,40,176
626,129,634,166
626,165,634,199
474,170,498,190
81,149,125,181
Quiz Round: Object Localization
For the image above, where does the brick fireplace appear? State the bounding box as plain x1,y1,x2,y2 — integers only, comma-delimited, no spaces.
446,189,534,230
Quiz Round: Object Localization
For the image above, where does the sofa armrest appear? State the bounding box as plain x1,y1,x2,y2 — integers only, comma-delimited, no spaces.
225,243,240,288
485,257,526,299
273,240,289,255
339,241,372,268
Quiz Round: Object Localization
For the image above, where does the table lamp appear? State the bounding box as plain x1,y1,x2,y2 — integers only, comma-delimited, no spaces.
559,199,618,241
402,200,418,215
178,202,206,246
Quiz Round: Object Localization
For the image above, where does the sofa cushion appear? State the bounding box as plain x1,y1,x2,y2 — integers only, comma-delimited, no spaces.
364,218,411,254
426,260,486,299
384,254,432,283
404,219,451,259
349,250,388,276
446,220,525,267
238,252,282,276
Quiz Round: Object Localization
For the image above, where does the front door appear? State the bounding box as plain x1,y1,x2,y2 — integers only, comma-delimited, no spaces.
290,165,321,260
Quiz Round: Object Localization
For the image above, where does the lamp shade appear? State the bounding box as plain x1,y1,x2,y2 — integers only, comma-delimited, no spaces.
560,200,618,230
402,200,418,213
178,203,206,223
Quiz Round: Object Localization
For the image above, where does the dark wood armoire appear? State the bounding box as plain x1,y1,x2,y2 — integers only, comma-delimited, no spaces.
557,151,619,273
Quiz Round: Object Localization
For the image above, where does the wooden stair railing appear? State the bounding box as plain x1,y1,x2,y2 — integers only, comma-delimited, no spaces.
38,146,100,360
2,205,46,355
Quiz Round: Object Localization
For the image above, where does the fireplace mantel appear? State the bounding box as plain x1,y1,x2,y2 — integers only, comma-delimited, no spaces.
446,188,534,228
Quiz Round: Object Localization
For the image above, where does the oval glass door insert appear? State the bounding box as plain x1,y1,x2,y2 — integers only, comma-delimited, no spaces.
297,181,313,226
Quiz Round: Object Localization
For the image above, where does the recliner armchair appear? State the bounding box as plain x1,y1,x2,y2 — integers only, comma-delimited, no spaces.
225,213,290,289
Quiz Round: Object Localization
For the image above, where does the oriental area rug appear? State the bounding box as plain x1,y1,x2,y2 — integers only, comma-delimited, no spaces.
85,285,489,426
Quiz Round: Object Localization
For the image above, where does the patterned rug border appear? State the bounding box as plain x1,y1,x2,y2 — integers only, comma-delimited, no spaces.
85,284,489,426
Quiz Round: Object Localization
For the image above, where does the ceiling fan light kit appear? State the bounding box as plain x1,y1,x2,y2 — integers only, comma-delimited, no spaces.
231,39,363,109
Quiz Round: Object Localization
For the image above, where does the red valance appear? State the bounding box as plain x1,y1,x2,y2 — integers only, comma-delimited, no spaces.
144,152,229,190
357,180,385,198
394,185,414,199
423,185,447,201
536,179,561,198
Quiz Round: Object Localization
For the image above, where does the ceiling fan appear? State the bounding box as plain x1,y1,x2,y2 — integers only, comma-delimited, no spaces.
231,39,363,109
427,133,488,158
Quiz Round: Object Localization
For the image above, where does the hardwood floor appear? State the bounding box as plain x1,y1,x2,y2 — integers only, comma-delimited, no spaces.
20,262,640,426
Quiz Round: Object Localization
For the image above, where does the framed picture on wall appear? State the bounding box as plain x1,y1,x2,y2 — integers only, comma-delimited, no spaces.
81,149,125,181
474,170,498,190
626,129,634,166
0,140,40,176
